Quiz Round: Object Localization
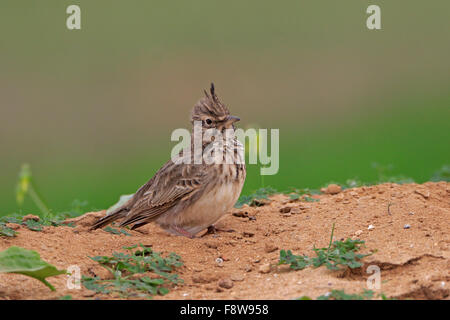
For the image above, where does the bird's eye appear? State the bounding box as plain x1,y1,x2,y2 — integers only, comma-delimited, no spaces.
205,119,212,125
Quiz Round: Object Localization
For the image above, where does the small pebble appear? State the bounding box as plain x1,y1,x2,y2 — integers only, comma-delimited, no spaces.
230,274,245,282
259,263,271,274
215,257,224,266
82,292,96,297
323,184,342,195
244,265,253,272
218,278,233,289
22,214,40,222
264,243,278,253
5,223,20,230
205,242,218,249
232,211,248,218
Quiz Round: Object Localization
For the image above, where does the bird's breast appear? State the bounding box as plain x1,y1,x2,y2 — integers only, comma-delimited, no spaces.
167,177,245,235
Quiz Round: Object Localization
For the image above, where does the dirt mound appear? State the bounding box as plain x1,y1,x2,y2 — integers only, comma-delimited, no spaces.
0,182,449,300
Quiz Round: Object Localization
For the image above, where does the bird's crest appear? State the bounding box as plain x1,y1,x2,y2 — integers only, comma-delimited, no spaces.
191,83,230,122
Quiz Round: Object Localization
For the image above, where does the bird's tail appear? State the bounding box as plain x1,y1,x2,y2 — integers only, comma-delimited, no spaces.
90,208,127,230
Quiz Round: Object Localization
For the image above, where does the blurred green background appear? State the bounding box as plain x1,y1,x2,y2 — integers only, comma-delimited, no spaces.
1,0,449,216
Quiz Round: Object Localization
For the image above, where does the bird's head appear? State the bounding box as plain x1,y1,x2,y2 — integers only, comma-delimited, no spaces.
191,83,240,132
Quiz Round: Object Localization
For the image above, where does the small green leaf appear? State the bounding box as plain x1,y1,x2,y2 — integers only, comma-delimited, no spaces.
123,244,138,250
279,224,372,272
0,224,17,237
82,244,183,298
104,226,121,235
234,187,277,208
120,229,131,236
303,196,319,203
23,220,43,231
141,277,164,285
431,164,450,182
0,246,66,291
103,226,131,236
317,289,375,300
1,216,21,224
158,287,169,295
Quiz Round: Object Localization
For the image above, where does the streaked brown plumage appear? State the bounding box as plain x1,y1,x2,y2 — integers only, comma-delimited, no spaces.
91,83,246,238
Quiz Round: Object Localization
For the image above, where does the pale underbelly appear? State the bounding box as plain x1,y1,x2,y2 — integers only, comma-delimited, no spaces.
157,180,244,236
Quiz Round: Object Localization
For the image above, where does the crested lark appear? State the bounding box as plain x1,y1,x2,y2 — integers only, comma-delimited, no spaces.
91,84,246,238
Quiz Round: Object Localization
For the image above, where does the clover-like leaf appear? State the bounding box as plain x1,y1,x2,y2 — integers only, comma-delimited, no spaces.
0,224,17,237
0,246,66,291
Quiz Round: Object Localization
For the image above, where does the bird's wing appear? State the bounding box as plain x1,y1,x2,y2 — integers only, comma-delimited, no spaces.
118,159,206,227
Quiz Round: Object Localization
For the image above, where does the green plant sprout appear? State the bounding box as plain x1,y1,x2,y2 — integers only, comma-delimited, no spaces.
16,164,51,216
371,163,414,184
279,223,373,271
0,222,17,237
82,244,183,298
317,289,375,300
431,164,450,182
103,226,131,236
234,186,277,208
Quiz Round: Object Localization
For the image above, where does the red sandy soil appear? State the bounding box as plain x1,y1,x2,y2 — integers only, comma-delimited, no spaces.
0,182,449,300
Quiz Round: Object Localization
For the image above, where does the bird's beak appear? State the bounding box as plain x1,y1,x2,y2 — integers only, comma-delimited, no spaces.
225,115,240,124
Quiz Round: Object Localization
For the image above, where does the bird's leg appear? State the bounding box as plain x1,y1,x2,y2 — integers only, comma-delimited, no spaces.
202,225,235,237
171,226,196,239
